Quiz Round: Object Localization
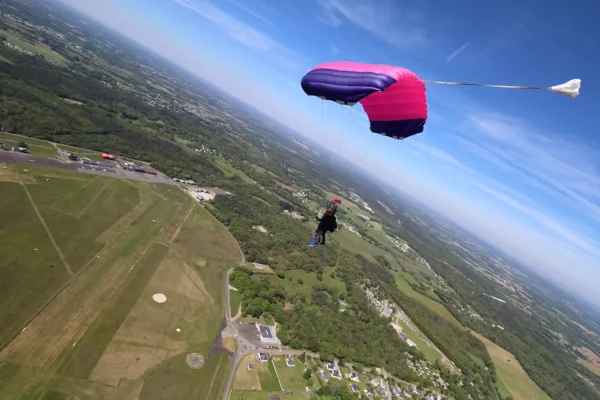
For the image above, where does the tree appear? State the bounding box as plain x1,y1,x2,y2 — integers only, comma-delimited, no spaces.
303,368,312,379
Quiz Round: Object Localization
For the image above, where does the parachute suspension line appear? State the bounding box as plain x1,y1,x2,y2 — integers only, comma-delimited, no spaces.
372,152,389,171
354,136,376,176
309,98,324,159
319,98,329,162
333,103,343,165
349,128,370,175
324,101,334,162
346,106,367,175
341,105,359,158
423,78,581,99
327,101,335,164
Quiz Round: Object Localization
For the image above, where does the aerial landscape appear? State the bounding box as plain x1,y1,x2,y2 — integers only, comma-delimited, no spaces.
1,0,599,400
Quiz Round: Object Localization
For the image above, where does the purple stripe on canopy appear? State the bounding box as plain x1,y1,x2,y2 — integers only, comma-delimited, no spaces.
301,69,397,103
369,119,426,139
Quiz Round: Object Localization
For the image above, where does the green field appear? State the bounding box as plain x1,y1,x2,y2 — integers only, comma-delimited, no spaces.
232,391,306,400
471,331,551,400
393,272,463,328
230,289,242,317
333,226,386,263
268,266,346,298
213,157,254,183
28,146,57,158
4,33,68,67
0,164,242,399
0,54,13,64
272,356,306,392
251,164,278,177
392,319,440,361
258,360,281,391
0,132,55,148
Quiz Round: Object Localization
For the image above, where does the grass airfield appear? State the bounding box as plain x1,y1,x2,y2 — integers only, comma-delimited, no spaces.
471,331,551,400
0,163,241,400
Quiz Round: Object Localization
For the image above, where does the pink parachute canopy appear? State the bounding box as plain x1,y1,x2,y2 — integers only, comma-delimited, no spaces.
301,61,428,140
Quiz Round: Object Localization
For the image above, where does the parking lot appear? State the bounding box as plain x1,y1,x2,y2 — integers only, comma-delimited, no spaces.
0,151,175,185
236,322,266,347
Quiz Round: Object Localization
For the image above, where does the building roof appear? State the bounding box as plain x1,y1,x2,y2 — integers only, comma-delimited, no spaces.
259,325,273,339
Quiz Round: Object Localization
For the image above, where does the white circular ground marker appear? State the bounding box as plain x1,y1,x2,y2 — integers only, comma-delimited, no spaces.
176,328,181,332
152,293,167,303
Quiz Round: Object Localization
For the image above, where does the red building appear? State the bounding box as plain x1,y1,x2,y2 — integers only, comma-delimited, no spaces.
101,153,115,160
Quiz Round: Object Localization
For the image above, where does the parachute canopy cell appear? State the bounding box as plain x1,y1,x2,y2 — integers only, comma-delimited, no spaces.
301,61,428,140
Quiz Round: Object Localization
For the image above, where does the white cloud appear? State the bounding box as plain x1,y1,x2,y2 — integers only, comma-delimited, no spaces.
331,43,339,57
407,138,600,263
379,156,600,303
446,42,469,63
464,113,600,221
317,0,428,49
227,0,275,26
172,0,289,54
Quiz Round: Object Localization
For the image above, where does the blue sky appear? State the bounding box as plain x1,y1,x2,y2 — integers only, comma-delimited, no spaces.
65,0,600,305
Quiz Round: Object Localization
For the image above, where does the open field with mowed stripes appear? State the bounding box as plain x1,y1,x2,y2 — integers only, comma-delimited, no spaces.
0,163,241,400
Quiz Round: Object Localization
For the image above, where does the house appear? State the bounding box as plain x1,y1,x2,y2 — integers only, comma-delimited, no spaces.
286,356,296,367
321,370,329,382
331,368,342,380
248,364,254,371
370,378,380,387
257,353,269,363
380,378,387,390
326,363,335,371
350,384,360,393
364,387,374,397
346,371,360,382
